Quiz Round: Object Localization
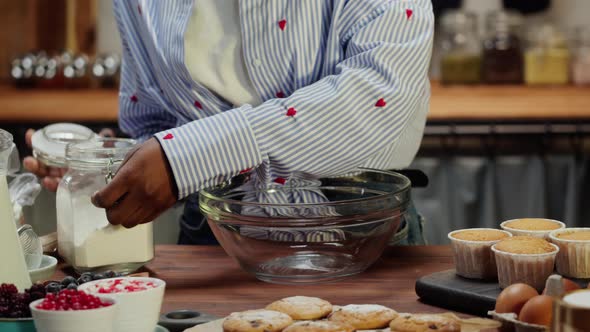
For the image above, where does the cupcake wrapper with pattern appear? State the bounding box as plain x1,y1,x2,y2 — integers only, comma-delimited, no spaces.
553,240,590,278
493,248,558,292
451,240,498,279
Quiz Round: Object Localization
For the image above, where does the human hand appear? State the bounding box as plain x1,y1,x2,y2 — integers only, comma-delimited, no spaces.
90,138,178,228
23,128,116,192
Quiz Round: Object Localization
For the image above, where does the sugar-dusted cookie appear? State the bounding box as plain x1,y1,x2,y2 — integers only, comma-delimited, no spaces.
266,296,333,320
222,309,293,332
390,313,460,332
328,304,397,329
283,320,354,332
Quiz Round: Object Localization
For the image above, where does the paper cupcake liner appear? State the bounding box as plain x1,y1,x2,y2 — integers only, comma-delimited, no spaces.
500,219,565,240
549,228,590,278
492,244,559,292
448,229,512,280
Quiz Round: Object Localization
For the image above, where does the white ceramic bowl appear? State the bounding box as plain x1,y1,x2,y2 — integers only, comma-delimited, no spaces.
78,277,165,332
29,255,58,283
29,296,117,332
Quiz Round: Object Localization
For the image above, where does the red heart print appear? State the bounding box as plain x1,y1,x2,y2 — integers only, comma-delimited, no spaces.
163,133,174,140
274,177,286,185
194,100,203,109
286,108,297,117
278,19,287,31
406,9,413,20
375,98,387,107
276,91,286,98
130,95,138,103
239,168,252,174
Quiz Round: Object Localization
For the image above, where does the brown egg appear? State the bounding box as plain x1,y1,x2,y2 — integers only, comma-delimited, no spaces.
518,295,553,327
495,283,539,315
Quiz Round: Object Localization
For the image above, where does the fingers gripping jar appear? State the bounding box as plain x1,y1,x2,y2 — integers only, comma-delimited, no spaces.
57,138,154,274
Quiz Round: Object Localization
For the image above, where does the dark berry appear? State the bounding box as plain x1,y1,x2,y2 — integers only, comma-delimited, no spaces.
66,283,78,290
30,291,45,301
104,271,116,278
92,273,104,280
46,282,62,294
61,276,77,286
77,274,93,284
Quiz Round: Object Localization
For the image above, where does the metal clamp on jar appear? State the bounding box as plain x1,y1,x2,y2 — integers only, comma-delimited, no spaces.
56,138,154,275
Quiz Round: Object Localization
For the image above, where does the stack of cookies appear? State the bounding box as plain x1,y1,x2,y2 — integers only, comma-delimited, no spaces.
221,296,461,332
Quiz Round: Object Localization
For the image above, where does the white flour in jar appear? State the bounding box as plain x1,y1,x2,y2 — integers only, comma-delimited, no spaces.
57,193,153,268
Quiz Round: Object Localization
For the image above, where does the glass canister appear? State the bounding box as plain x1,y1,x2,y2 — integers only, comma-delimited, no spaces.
524,24,570,85
440,10,482,85
482,11,524,84
572,27,590,85
56,138,154,274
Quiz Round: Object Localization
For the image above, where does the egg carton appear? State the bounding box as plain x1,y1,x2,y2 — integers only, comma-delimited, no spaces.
488,311,548,332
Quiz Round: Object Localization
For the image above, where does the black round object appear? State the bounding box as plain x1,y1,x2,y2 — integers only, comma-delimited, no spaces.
66,283,78,290
104,271,116,278
45,282,62,294
77,274,93,284
503,0,551,14
61,276,77,286
92,273,105,280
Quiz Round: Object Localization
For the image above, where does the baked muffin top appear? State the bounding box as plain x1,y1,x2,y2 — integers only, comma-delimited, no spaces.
452,229,510,242
556,231,590,241
503,219,562,231
494,236,556,254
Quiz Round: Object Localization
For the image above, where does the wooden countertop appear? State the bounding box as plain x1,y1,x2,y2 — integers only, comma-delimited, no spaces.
56,245,460,317
2,84,589,123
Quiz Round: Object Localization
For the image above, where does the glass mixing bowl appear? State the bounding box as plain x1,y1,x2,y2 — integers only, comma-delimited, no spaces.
199,169,411,284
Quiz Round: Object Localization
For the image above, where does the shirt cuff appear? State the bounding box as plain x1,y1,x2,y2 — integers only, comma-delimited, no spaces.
154,106,264,199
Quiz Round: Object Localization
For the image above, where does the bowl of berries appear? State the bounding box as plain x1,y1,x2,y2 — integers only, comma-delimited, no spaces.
30,289,117,332
0,283,46,332
78,277,165,332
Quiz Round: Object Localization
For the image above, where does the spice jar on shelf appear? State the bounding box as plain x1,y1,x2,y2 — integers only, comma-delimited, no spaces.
56,138,154,275
440,10,482,85
482,10,524,84
572,27,590,86
524,24,570,85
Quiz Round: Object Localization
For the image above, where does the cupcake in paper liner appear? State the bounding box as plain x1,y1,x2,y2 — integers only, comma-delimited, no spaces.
549,227,590,278
500,218,565,239
448,228,512,279
491,236,559,291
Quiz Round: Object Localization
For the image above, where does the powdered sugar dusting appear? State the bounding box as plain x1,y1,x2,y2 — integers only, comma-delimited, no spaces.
341,304,392,313
235,309,290,321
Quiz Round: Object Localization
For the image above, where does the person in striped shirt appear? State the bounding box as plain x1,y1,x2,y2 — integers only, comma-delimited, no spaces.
29,0,434,245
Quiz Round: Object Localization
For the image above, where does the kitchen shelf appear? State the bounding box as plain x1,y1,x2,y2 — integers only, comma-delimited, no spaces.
1,83,589,123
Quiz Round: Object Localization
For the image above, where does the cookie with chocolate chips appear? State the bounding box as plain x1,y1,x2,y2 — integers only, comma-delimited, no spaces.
389,313,460,332
266,296,333,320
283,320,354,332
222,309,293,332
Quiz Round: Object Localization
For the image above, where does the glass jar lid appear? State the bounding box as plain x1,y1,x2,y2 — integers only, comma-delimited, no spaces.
526,24,568,49
65,138,136,169
440,10,478,35
485,10,522,35
31,123,96,167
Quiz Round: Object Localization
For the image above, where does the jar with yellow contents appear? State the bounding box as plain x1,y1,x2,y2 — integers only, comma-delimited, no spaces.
524,24,570,85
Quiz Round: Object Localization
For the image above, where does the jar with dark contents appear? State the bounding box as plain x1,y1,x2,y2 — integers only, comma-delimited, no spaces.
63,52,91,89
91,53,121,89
34,53,65,89
482,11,524,84
440,10,481,85
10,53,37,89
572,27,590,86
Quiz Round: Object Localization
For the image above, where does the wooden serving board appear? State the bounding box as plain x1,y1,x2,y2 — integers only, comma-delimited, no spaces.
415,269,590,317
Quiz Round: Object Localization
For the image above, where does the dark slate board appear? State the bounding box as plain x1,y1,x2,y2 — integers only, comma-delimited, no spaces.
415,270,590,317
